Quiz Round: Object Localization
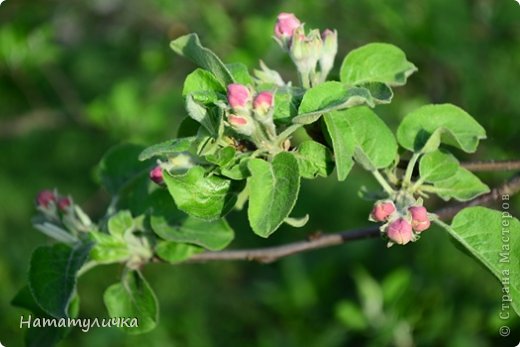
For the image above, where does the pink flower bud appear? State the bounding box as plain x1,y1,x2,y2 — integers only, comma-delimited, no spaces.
227,114,255,136
149,166,164,185
370,200,396,222
227,83,251,109
57,197,72,211
253,91,274,114
274,13,301,39
387,218,414,245
409,206,431,232
36,190,56,208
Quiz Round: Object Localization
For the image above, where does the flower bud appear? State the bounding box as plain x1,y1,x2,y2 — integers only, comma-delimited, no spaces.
409,206,431,232
36,190,56,208
387,218,414,245
227,83,251,110
58,197,72,211
289,27,323,75
149,165,164,185
319,29,338,79
274,12,301,39
370,200,396,222
253,91,274,115
227,114,255,136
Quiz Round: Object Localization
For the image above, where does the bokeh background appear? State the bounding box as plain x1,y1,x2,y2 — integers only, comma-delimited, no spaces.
1,0,520,346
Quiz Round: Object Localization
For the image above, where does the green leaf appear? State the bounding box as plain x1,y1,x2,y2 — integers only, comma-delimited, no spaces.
108,210,134,238
428,167,489,201
205,146,236,167
138,137,197,161
273,90,299,123
12,285,48,317
358,82,393,104
440,207,520,316
294,82,373,124
104,270,159,334
155,241,204,263
13,287,79,347
29,243,93,318
284,214,310,228
182,68,225,96
324,107,397,178
186,94,217,135
397,104,486,153
170,33,234,86
335,301,368,330
97,143,151,194
247,152,300,237
226,63,253,85
151,215,234,251
340,42,417,86
419,150,459,183
163,166,242,221
295,140,334,179
89,231,130,264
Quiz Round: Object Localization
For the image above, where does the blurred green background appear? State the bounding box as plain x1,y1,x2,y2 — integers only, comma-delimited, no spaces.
1,0,520,346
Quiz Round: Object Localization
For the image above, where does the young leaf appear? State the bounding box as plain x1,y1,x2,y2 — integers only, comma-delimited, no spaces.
324,107,397,178
104,270,159,334
138,137,197,161
295,140,334,179
182,68,225,96
247,152,300,237
89,231,131,264
205,146,236,167
284,214,310,228
294,82,373,124
340,43,417,86
170,33,234,86
29,242,93,318
397,104,486,153
419,150,459,183
186,94,217,135
358,82,394,104
163,166,242,221
108,210,134,238
155,241,204,264
429,167,489,201
151,215,234,251
438,207,520,316
226,63,253,85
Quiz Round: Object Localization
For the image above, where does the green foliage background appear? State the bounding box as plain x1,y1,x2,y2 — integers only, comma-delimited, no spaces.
1,0,519,346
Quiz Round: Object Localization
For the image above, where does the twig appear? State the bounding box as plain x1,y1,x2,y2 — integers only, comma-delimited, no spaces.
186,174,520,264
398,159,520,174
461,160,520,172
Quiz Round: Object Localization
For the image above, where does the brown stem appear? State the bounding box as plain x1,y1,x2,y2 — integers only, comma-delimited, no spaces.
185,174,520,264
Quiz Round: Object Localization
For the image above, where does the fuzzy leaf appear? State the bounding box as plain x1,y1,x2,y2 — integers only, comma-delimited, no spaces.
170,33,234,86
29,243,93,318
440,207,520,316
104,270,159,334
397,104,486,153
163,166,242,221
340,43,417,86
247,152,300,237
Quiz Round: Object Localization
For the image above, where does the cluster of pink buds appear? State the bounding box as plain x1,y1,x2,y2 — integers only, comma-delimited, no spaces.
274,13,338,85
34,189,93,242
225,83,276,143
36,189,72,214
369,200,432,246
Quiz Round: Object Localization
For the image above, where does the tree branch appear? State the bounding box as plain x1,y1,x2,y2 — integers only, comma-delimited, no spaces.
461,160,520,172
187,173,520,264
